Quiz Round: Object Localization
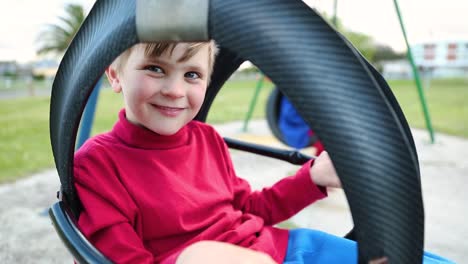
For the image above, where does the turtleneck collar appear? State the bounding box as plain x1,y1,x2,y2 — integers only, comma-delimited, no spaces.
111,109,191,150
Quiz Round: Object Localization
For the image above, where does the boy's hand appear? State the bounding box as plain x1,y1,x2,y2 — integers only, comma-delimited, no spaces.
310,151,342,188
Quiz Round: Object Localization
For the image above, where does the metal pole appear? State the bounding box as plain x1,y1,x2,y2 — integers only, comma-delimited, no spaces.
76,78,102,149
393,0,435,143
242,74,265,132
333,0,338,26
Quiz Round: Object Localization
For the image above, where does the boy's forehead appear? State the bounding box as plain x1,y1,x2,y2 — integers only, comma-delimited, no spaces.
144,43,209,63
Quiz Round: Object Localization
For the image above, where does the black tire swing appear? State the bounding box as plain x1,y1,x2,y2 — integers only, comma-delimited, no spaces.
49,0,424,263
265,87,319,148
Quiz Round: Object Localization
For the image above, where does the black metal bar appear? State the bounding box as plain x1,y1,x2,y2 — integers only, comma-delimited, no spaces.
224,137,315,165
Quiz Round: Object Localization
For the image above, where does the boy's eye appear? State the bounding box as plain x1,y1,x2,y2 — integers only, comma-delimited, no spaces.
185,72,200,79
145,65,164,73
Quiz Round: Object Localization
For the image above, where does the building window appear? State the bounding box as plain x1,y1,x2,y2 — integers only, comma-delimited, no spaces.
424,44,436,60
447,43,457,61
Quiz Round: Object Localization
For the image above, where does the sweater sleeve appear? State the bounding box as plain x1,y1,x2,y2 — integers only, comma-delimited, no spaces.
209,124,329,225
231,159,327,225
74,147,154,264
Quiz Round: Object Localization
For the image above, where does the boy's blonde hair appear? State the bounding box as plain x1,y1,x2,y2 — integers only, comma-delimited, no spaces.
112,41,218,79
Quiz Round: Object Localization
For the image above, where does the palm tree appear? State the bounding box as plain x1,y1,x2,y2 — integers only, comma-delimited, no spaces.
36,3,85,55
37,3,100,148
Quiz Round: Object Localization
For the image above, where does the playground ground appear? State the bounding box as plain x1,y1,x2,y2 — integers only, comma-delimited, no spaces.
0,120,466,263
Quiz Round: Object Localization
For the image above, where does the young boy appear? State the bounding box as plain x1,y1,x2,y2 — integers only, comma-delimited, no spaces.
73,41,452,264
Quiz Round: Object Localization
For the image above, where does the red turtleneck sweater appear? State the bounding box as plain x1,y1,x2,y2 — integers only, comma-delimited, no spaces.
74,109,327,263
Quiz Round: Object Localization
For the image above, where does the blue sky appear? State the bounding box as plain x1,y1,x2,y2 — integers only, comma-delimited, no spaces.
0,0,467,63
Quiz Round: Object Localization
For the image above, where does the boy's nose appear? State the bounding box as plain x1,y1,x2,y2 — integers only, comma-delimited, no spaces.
161,78,185,98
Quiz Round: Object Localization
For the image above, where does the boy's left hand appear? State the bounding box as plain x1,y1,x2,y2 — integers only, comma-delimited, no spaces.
310,151,342,188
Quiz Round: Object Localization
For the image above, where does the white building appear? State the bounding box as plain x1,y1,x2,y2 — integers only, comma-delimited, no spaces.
382,39,468,79
381,59,412,79
32,59,59,79
412,39,468,78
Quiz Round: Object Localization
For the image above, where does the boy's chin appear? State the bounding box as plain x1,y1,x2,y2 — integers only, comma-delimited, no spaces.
155,130,180,136
146,125,183,136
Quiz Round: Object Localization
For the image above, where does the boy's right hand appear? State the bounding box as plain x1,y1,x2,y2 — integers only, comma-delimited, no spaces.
310,151,342,189
176,241,277,264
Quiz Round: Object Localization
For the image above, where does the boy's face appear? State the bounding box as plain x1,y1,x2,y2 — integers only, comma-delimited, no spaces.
107,43,210,135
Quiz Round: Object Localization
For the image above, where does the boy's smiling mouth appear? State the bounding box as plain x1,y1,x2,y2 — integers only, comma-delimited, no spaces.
151,104,186,117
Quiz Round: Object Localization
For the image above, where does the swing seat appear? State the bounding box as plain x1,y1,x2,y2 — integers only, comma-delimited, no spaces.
50,202,112,263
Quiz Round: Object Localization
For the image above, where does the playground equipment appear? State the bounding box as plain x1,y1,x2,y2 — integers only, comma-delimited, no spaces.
243,0,434,144
265,87,321,150
49,0,425,263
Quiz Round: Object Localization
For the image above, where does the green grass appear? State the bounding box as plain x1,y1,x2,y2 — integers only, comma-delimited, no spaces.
207,80,274,123
0,78,466,183
388,78,468,137
0,96,53,182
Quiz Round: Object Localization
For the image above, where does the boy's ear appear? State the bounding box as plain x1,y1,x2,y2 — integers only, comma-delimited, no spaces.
105,66,122,93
